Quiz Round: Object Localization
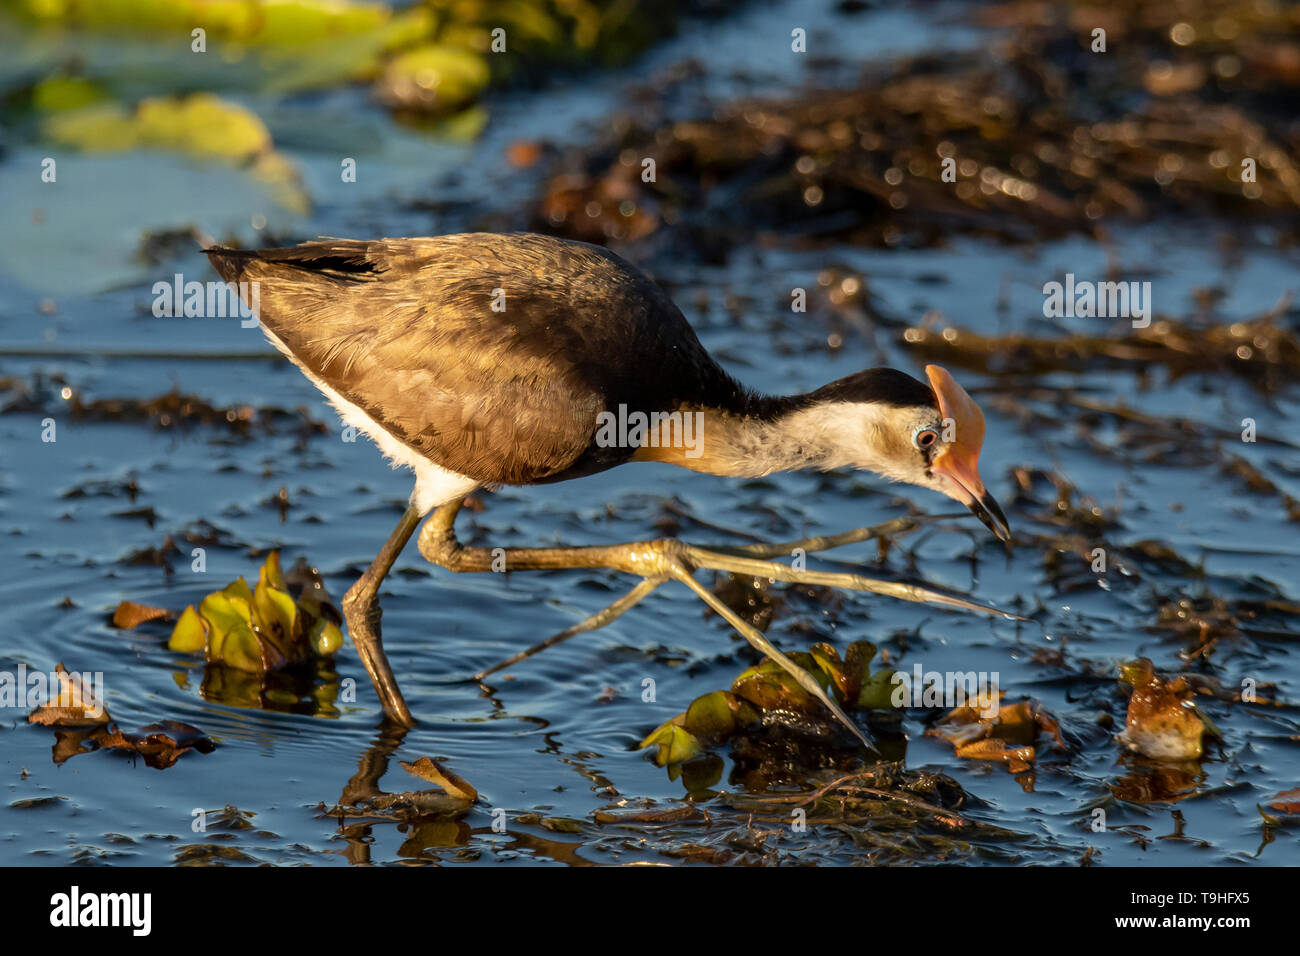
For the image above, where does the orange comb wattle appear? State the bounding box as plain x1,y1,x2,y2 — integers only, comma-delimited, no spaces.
924,364,986,458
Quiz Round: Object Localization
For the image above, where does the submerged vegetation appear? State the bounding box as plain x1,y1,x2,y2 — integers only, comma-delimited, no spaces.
27,664,215,769
532,0,1300,247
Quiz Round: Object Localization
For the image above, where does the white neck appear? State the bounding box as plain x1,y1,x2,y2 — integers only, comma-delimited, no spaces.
639,401,906,480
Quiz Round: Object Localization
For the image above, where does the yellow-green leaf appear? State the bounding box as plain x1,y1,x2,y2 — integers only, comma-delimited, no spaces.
199,588,263,673
310,618,343,656
168,604,208,653
640,718,702,766
376,44,490,114
683,691,738,739
857,668,901,710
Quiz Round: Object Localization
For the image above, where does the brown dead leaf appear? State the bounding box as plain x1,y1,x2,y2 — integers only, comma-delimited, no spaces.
29,667,212,769
27,664,110,727
1268,788,1300,815
955,738,1036,762
928,695,1064,773
50,729,100,765
112,601,172,629
97,721,214,770
400,756,479,802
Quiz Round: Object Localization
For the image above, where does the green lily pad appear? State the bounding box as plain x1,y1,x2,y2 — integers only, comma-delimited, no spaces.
19,0,395,44
376,43,490,114
45,93,273,160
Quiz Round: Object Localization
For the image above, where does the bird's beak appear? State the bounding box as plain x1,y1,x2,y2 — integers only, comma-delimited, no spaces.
925,365,1011,543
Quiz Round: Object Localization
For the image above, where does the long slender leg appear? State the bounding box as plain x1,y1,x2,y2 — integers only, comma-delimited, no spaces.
682,546,1026,618
705,512,967,559
474,576,667,681
418,501,1016,617
668,568,877,751
418,502,876,747
469,525,1018,678
342,503,422,727
414,497,1021,749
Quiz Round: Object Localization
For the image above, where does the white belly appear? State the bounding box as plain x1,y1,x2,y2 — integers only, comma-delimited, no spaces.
259,323,479,514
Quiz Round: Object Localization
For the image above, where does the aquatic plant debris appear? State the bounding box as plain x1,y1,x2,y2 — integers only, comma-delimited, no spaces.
321,756,478,823
0,377,330,439
1264,789,1300,818
27,665,214,769
168,550,344,673
640,641,899,766
1116,658,1221,761
596,764,1029,864
93,721,215,770
400,757,479,803
112,601,172,629
926,696,1067,774
531,1,1300,247
11,0,706,118
900,306,1300,390
26,663,110,728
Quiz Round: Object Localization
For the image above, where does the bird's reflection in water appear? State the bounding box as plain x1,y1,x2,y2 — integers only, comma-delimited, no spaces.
329,722,472,865
328,707,598,865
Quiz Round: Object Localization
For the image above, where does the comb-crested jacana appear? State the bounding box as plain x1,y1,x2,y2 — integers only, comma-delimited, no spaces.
206,233,1011,749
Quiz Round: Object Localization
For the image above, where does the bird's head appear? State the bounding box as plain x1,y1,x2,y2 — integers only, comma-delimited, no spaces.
792,365,1011,542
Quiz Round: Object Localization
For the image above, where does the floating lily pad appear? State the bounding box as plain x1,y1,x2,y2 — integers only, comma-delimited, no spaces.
40,93,309,212
45,93,270,159
376,43,490,114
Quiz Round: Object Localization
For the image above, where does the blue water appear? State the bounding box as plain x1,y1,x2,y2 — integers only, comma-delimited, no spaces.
1,0,1296,865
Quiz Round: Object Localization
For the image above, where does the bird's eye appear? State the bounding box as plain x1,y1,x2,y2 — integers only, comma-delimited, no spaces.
912,426,939,450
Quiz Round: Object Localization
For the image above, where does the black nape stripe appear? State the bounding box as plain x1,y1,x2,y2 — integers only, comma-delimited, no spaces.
803,368,937,410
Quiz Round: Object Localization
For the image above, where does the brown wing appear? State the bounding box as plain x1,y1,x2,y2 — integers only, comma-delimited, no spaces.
207,233,740,485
